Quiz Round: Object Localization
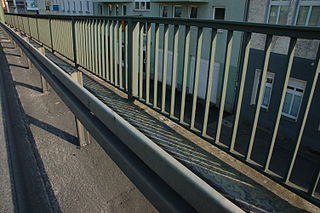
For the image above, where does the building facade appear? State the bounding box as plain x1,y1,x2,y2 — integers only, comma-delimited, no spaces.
243,0,320,152
35,0,94,15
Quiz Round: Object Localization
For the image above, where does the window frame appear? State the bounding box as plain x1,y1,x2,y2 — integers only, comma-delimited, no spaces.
213,6,226,20
251,69,275,110
160,5,169,17
134,0,151,11
108,5,112,16
188,6,198,18
281,78,306,121
294,0,320,26
123,5,127,16
86,1,90,12
267,0,290,24
173,5,183,18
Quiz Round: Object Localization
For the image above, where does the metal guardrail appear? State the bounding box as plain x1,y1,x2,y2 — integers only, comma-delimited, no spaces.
0,22,245,213
3,13,320,206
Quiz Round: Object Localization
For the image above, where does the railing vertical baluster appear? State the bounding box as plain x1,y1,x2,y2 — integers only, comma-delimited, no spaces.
106,20,110,81
190,27,204,130
85,20,89,70
94,20,98,74
71,18,78,67
139,22,144,99
161,24,169,113
125,22,129,91
246,35,272,161
264,38,297,171
202,29,218,136
146,23,152,104
215,30,234,143
119,21,123,89
308,167,320,196
229,32,252,151
285,51,320,183
36,17,40,41
102,20,106,79
49,18,53,52
81,20,85,67
179,26,191,123
97,20,102,77
110,20,114,84
91,20,95,72
153,24,160,108
128,19,139,101
114,21,119,86
28,17,31,38
88,20,93,71
77,20,81,66
96,20,100,75
170,25,180,118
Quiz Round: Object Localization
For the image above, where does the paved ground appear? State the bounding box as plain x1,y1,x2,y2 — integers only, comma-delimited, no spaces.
0,28,156,213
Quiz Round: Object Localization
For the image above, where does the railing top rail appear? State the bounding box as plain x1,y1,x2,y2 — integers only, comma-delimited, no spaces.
5,13,320,40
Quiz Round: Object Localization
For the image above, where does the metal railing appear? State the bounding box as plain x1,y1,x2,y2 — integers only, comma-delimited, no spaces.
4,13,320,206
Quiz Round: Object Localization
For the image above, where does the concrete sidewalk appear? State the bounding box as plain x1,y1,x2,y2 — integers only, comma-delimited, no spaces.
0,41,14,213
0,27,156,212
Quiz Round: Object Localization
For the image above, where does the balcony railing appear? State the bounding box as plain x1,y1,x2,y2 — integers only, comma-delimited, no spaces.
4,13,320,206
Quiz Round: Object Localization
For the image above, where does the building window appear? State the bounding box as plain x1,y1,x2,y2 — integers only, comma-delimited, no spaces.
295,0,320,26
213,7,225,20
108,5,112,15
115,5,120,16
73,1,76,11
174,6,183,18
68,1,70,11
267,0,290,24
80,1,82,11
123,5,127,15
134,1,151,11
98,5,103,15
86,1,90,11
282,78,306,120
161,5,168,17
251,69,275,109
189,6,198,18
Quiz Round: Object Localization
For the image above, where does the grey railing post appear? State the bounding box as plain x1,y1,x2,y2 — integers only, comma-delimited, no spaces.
127,19,138,101
71,18,78,68
37,47,50,93
70,71,91,147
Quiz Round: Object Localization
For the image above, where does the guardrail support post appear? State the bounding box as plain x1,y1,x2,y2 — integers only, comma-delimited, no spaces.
70,71,91,147
37,47,50,93
23,37,32,69
16,31,23,56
